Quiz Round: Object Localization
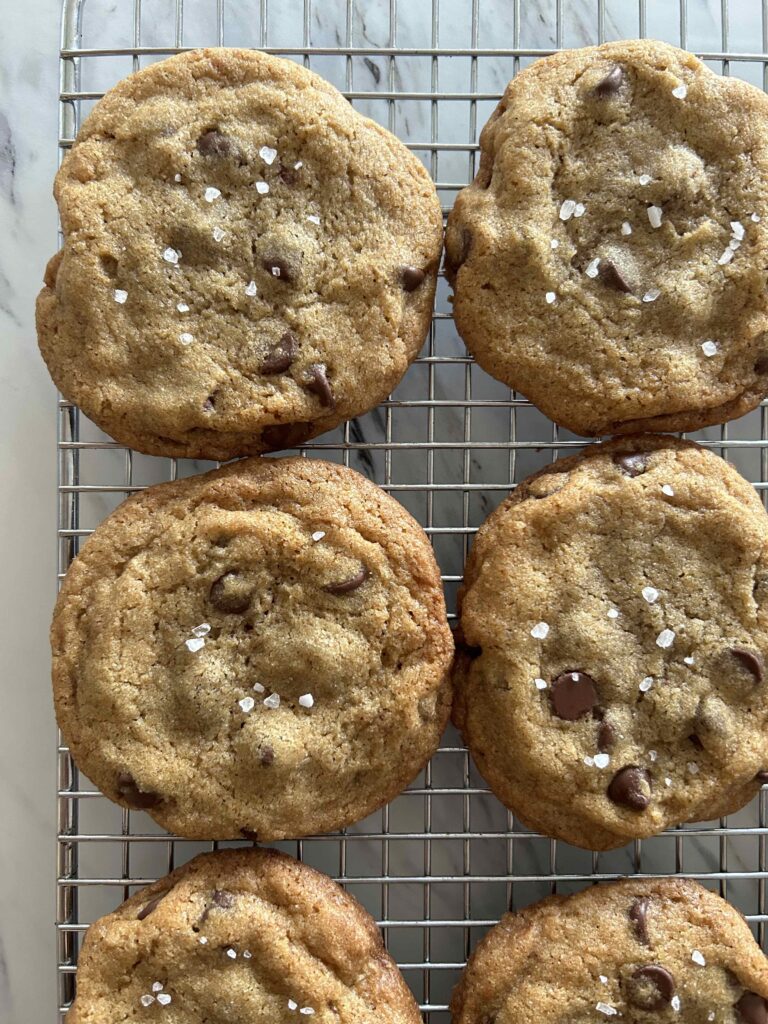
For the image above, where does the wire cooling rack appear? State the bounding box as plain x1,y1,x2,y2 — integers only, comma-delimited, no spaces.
55,0,768,1019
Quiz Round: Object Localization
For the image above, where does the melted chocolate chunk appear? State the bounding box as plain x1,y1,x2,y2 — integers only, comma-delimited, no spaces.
260,331,298,375
689,733,704,750
738,992,768,1024
756,771,768,782
240,828,259,841
755,357,768,375
598,259,633,293
197,130,231,157
260,746,275,767
549,671,599,721
593,65,625,98
137,892,168,921
730,646,765,683
608,766,651,811
199,889,235,925
629,897,650,945
324,565,369,594
116,772,161,810
262,256,295,283
613,452,648,477
597,719,616,751
209,571,253,614
401,266,426,292
261,421,314,451
304,363,335,408
626,965,675,1011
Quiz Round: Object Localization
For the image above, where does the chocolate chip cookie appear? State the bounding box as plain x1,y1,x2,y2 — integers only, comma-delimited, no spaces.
37,47,442,459
445,39,768,437
67,847,422,1023
451,878,768,1024
454,436,768,850
52,457,452,839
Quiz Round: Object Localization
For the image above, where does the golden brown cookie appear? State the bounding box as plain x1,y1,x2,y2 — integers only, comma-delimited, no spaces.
67,847,422,1023
451,878,768,1024
454,436,768,850
445,40,768,436
53,457,453,839
38,48,442,459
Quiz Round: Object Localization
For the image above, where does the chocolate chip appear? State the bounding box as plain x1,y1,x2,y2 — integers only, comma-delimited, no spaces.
240,828,259,841
260,331,298,375
613,452,648,477
626,965,675,1011
261,421,313,451
608,766,651,811
304,363,335,408
137,892,167,921
755,357,768,375
598,719,616,751
324,565,368,594
598,259,633,293
730,646,765,683
401,266,426,292
199,889,235,925
593,65,625,98
279,162,299,186
737,992,768,1024
689,733,704,750
446,228,472,275
260,746,275,767
756,771,768,782
549,671,599,721
116,772,161,810
629,897,650,945
209,571,253,614
197,130,231,157
261,256,294,283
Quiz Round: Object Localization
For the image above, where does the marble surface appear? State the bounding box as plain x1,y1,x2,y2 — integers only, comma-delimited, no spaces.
3,1,768,1022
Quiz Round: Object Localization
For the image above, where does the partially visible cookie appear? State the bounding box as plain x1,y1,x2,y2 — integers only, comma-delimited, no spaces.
446,39,768,436
67,847,422,1023
451,878,768,1024
52,456,453,839
37,47,442,459
454,436,768,850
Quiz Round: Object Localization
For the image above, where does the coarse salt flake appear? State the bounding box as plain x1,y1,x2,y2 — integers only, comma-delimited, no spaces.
649,750,658,761
729,238,742,251
140,995,155,1006
259,145,278,165
574,202,586,218
596,1004,618,1016
114,289,128,304
559,199,577,221
294,161,303,170
701,340,718,357
731,220,745,240
264,693,280,709
226,948,237,959
180,332,194,345
204,186,221,203
192,623,211,637
643,288,661,303
245,280,257,297
752,213,761,223
607,608,619,619
152,983,164,993
238,696,255,713
255,181,270,195
307,214,321,225
269,265,282,277
642,586,659,604
599,976,608,985
708,1015,716,1022
584,755,595,767
665,777,673,787
661,484,675,496
298,693,314,708
243,951,252,959
551,239,559,249
671,996,681,1012
656,628,675,649
288,1000,298,1011
718,248,734,265
594,752,610,769
177,302,190,313
300,1009,315,1016
531,622,549,640
672,83,688,99
162,247,180,264
586,257,601,278
312,530,326,542
688,761,700,774
253,682,265,693
683,656,695,665
621,221,633,235
640,676,654,693
157,994,172,1006
173,173,182,183
639,173,652,185
545,291,557,304
692,950,706,966
199,937,208,944
185,637,205,653
212,227,225,242
534,677,547,690
647,205,663,229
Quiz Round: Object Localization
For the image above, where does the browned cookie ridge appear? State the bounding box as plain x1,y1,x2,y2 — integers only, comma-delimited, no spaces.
67,847,422,1023
454,437,768,850
52,457,453,839
445,40,768,436
37,48,442,459
450,879,768,1024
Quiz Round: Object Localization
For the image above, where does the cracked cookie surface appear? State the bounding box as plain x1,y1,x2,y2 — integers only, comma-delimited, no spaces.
52,457,453,839
445,40,768,436
451,879,768,1024
454,437,768,850
67,847,422,1024
37,48,442,459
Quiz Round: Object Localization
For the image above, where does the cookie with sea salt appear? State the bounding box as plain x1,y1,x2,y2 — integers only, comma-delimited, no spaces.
451,878,768,1024
454,436,768,850
52,457,453,839
445,39,768,437
67,847,422,1023
37,48,442,459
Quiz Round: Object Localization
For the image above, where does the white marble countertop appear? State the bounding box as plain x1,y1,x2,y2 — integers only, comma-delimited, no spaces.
2,1,767,1021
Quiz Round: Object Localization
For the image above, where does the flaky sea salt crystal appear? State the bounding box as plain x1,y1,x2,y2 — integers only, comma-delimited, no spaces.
531,622,549,639
621,221,632,235
671,83,687,99
114,289,128,304
238,697,255,713
204,186,221,203
642,586,659,604
656,629,675,649
559,199,577,221
701,340,718,357
545,291,557,304
259,145,278,165
255,181,270,195
647,205,663,229
586,257,601,278
185,637,205,652
245,281,257,297
298,694,314,708
264,693,280,709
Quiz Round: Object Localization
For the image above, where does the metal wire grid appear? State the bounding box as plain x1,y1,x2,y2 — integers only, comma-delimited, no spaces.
55,0,768,1020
